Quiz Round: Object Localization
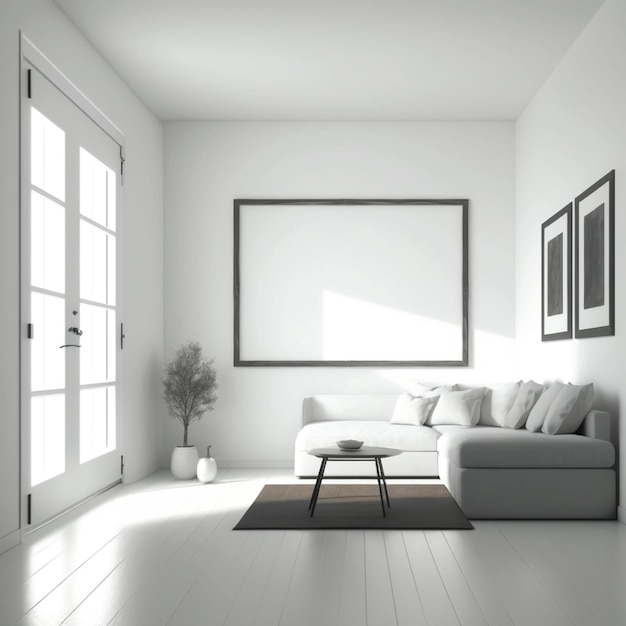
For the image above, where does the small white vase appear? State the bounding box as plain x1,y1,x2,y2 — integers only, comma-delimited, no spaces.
197,446,217,483
171,446,199,479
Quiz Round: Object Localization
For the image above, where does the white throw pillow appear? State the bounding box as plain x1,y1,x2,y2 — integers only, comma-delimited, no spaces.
404,384,457,426
525,382,565,432
429,388,486,426
491,381,522,425
541,383,595,435
504,380,543,429
480,381,521,426
390,393,435,426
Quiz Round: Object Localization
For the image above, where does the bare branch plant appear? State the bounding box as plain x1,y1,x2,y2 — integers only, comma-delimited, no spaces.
163,342,218,446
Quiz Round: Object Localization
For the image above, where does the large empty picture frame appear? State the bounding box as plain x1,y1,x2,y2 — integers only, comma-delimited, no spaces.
234,199,469,366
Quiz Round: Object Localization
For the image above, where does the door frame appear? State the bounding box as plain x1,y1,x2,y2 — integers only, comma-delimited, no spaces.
19,34,125,530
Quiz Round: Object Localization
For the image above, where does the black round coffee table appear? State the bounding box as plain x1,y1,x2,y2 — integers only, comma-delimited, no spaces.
306,446,402,517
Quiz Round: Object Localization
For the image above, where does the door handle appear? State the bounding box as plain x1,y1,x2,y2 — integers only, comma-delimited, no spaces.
61,326,83,347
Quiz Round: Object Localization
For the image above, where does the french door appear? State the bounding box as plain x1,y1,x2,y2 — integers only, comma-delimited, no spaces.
21,57,123,527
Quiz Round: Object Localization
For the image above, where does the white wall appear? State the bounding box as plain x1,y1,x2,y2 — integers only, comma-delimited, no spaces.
164,121,515,467
0,0,164,550
516,0,626,514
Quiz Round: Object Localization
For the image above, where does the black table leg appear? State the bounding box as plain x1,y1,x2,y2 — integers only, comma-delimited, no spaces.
376,457,391,508
374,457,387,517
309,457,327,517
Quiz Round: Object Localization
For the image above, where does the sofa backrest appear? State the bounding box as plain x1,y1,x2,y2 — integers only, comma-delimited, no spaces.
302,394,398,425
302,394,611,442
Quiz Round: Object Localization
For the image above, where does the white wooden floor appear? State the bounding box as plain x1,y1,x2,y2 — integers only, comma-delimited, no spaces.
2,468,626,626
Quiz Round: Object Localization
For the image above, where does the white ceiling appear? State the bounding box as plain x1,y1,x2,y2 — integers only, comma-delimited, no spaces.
54,0,605,121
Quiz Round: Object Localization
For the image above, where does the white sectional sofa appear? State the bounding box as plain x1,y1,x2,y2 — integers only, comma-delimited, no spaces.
294,389,616,519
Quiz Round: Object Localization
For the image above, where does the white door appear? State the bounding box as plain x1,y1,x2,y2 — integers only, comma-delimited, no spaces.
22,61,123,527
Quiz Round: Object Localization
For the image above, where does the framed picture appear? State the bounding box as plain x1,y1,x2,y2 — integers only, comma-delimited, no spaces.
574,170,615,338
234,199,469,366
541,204,572,341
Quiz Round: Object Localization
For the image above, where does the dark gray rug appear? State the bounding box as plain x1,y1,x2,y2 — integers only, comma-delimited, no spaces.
233,483,473,530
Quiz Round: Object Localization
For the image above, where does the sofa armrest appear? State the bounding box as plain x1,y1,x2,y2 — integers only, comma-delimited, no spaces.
302,397,314,425
580,409,611,442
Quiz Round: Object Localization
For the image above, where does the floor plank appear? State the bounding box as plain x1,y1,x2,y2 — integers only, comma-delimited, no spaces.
253,531,303,626
364,530,397,626
402,531,461,626
425,531,489,626
443,527,515,626
336,530,367,626
221,530,287,626
384,531,428,626
278,531,334,626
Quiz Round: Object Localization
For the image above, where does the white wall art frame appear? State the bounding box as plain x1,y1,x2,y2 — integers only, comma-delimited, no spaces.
541,203,572,341
234,199,469,367
574,171,615,338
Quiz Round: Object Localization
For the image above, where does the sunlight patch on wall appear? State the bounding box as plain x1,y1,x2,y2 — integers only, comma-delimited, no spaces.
323,290,462,361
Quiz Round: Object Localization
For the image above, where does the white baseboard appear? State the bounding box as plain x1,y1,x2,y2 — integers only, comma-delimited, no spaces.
617,506,626,524
0,529,21,555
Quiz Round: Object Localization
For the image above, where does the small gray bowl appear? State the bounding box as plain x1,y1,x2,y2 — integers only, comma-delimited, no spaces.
336,439,364,450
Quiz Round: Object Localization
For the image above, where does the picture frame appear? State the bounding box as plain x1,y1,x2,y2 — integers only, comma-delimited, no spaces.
541,203,572,341
234,198,469,367
574,170,615,338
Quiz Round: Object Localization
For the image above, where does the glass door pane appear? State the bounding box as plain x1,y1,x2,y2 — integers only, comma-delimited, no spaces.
79,147,117,464
30,192,65,293
80,147,116,230
30,106,68,491
80,304,116,385
80,221,116,305
31,394,65,486
30,293,65,392
80,387,116,463
31,107,65,202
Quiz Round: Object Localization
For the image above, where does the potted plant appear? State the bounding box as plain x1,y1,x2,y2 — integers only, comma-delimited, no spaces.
163,341,218,479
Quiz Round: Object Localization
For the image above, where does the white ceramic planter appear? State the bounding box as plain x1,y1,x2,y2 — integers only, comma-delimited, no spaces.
171,446,199,479
197,446,217,483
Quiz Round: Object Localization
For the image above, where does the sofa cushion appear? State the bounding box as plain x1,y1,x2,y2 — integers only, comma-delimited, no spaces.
390,393,436,426
525,382,565,432
429,388,485,426
295,420,440,452
504,380,543,429
542,383,595,435
479,381,521,426
437,427,615,469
